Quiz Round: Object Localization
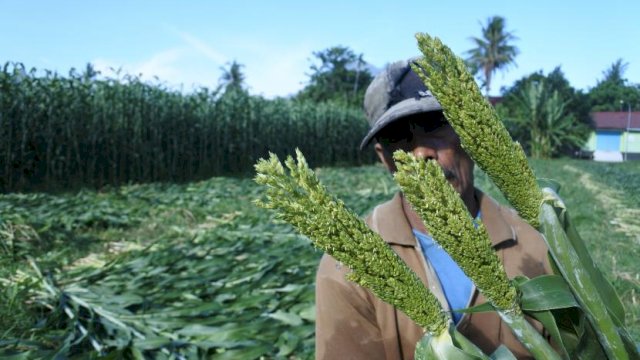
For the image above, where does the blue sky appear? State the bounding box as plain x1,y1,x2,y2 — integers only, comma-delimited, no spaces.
2,1,639,98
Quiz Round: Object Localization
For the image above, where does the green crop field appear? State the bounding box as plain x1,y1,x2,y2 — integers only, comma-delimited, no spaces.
1,158,639,358
0,63,373,194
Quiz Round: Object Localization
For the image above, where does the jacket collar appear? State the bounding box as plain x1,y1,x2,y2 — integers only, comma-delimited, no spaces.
370,190,516,249
475,190,517,249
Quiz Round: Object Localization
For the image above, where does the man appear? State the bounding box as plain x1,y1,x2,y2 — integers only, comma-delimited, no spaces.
315,59,551,359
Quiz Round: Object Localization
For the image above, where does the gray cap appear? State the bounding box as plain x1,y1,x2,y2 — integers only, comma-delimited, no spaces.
360,58,442,149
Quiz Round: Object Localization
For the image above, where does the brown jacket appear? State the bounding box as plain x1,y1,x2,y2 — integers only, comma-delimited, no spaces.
315,191,551,359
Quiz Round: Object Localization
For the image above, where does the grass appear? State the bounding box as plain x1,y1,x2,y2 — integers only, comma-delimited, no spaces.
1,158,638,358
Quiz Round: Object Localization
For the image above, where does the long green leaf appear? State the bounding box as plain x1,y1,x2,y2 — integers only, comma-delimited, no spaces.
451,327,494,358
539,191,629,360
554,203,626,325
517,275,579,311
526,310,571,359
454,302,495,314
497,309,563,360
511,275,572,359
543,188,640,359
490,345,518,360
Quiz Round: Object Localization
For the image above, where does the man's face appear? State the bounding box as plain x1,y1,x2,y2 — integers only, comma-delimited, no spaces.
374,112,475,199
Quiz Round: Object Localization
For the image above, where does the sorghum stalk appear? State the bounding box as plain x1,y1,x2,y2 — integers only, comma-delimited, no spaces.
254,149,448,334
414,323,489,360
412,32,637,359
394,151,560,360
540,188,630,360
412,33,542,227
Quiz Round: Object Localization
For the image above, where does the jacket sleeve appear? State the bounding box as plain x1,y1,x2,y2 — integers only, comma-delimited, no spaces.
315,253,387,360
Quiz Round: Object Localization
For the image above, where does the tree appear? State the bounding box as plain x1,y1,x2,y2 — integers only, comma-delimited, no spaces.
465,16,519,96
219,60,246,93
496,67,591,157
602,58,628,86
588,59,640,111
505,80,587,158
296,46,373,107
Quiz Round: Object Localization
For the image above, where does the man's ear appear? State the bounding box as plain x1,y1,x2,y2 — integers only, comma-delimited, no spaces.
374,142,397,173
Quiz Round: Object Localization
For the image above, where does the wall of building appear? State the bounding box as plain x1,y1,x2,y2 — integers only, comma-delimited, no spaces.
621,131,640,153
583,130,640,153
583,132,596,152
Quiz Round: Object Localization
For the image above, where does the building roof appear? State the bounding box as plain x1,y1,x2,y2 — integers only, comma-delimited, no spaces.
591,111,640,130
488,96,503,106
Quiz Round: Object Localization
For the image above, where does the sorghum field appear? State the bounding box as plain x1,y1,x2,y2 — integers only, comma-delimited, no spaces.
1,158,639,358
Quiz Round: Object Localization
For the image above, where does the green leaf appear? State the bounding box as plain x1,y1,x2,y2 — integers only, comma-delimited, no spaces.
0,351,36,360
518,275,579,311
129,347,145,360
132,337,171,350
559,205,626,326
526,309,570,359
266,310,303,326
450,328,491,358
275,331,300,358
497,309,562,360
454,302,494,314
489,345,517,360
176,324,223,337
257,284,305,293
298,304,316,321
415,329,489,360
214,345,271,360
571,317,610,360
540,198,630,359
177,324,255,348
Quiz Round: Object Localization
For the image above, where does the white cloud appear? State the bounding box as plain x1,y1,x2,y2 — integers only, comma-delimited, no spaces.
177,31,228,65
92,47,214,90
135,48,185,81
172,30,314,97
244,45,311,98
92,48,185,83
90,32,313,97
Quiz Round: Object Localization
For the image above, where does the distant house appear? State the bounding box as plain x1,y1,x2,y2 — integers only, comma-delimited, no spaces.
488,96,504,106
582,112,640,161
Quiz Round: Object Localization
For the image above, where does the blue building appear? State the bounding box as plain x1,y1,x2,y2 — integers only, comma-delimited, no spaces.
582,112,640,161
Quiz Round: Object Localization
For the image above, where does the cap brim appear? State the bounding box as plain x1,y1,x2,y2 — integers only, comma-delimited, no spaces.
360,96,442,150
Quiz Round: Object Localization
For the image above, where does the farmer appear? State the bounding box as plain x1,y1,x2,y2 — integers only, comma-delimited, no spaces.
315,59,551,359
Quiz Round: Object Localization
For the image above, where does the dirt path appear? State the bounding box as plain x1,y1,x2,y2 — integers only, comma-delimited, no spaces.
563,164,640,244
563,164,640,295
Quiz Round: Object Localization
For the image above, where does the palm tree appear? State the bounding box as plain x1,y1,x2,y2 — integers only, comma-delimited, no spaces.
465,16,519,96
601,58,628,86
219,60,245,92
